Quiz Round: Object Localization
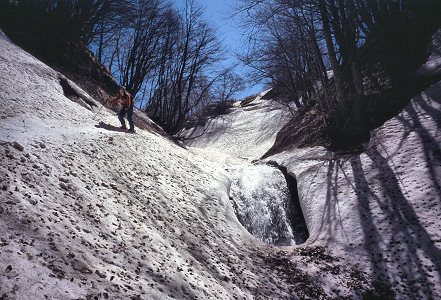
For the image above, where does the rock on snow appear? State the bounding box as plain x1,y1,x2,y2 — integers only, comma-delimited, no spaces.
1,25,441,300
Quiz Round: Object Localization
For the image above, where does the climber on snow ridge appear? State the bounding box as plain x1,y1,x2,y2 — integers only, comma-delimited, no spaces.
107,86,135,132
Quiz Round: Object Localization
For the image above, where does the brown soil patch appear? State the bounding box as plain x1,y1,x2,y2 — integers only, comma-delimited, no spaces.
262,104,330,159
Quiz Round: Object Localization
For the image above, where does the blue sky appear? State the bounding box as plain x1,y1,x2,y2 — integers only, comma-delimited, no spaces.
173,0,265,99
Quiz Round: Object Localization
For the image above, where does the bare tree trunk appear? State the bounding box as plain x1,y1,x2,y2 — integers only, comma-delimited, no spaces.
317,0,345,108
349,60,364,121
97,20,104,63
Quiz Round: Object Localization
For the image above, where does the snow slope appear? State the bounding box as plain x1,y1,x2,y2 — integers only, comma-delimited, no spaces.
1,25,440,299
0,29,365,300
266,85,441,297
178,94,294,161
0,29,297,299
180,32,441,298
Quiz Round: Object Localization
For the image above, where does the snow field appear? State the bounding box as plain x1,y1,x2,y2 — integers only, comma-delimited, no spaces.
266,74,441,299
178,92,295,160
2,25,441,299
0,31,298,299
180,30,441,298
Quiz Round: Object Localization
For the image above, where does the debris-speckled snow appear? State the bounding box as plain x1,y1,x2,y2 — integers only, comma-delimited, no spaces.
1,26,441,299
265,80,441,298
0,30,287,299
1,28,365,300
180,32,441,299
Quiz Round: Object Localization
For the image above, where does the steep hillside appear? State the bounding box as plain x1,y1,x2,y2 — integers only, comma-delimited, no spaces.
265,81,441,298
1,26,440,299
0,29,278,299
0,30,370,299
180,31,441,299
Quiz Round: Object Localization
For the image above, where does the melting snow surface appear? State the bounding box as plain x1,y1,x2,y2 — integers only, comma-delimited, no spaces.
1,25,441,299
178,94,294,160
179,30,441,299
0,30,292,299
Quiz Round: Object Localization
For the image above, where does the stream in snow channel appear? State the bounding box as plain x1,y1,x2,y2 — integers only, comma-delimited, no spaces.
228,164,307,246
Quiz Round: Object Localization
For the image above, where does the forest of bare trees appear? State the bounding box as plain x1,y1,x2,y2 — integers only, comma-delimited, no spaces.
236,0,441,148
0,0,245,134
89,0,227,132
90,0,246,133
1,0,440,143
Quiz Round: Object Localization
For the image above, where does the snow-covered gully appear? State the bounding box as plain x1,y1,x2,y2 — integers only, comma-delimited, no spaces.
179,30,441,299
1,28,441,299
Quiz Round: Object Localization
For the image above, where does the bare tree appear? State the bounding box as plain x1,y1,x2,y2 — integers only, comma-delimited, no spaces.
142,0,222,133
235,0,441,148
214,70,246,102
237,0,326,108
110,0,165,96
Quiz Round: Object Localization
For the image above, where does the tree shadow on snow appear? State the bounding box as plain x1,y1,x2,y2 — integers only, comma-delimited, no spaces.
318,149,441,298
356,147,441,297
320,81,441,295
320,83,441,297
395,83,441,201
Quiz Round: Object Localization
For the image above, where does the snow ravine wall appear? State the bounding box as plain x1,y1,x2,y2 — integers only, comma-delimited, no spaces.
1,27,441,300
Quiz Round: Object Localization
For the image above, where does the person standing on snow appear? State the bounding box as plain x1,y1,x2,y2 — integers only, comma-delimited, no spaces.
107,86,135,132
